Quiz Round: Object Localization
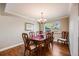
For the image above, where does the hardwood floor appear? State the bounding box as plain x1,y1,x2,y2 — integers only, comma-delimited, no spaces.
0,42,70,56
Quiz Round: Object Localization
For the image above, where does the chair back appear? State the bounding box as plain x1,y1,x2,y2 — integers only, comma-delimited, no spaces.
62,31,69,39
22,33,30,46
29,32,35,38
39,31,43,34
46,32,52,39
44,32,52,48
51,32,54,39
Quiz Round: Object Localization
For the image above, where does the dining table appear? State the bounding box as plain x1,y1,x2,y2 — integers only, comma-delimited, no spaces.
29,34,46,47
28,34,47,55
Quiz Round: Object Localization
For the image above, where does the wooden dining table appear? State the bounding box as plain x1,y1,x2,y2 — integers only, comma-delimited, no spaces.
29,34,46,46
28,34,47,55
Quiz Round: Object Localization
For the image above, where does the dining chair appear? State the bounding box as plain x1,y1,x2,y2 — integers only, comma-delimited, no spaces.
22,33,37,56
50,32,54,47
44,32,52,48
29,32,35,38
57,31,69,44
39,31,43,34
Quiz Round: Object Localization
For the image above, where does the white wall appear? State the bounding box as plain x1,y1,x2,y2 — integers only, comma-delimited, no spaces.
78,4,79,56
78,17,79,56
60,17,69,32
0,15,39,50
47,17,69,32
0,3,39,51
0,4,39,50
69,4,78,56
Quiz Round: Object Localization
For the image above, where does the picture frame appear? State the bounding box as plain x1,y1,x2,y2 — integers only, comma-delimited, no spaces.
25,23,34,31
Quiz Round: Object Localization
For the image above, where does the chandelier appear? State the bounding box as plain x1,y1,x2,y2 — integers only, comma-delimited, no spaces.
37,12,47,23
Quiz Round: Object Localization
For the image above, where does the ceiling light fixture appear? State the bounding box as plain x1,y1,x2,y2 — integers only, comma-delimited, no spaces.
37,12,47,24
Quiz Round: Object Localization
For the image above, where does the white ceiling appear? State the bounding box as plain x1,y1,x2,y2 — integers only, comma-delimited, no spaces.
5,3,70,21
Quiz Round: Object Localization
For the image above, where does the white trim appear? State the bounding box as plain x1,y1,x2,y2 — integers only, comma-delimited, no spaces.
5,9,36,21
0,42,24,52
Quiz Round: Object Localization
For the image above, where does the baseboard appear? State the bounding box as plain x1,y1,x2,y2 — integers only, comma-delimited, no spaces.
0,42,24,52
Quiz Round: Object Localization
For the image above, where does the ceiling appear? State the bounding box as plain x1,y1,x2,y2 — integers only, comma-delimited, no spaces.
5,3,70,21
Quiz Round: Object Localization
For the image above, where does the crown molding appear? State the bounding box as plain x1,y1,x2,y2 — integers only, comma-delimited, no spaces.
5,9,36,22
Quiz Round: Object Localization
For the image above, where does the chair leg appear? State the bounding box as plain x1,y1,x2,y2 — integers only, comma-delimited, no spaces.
51,42,53,48
24,48,26,56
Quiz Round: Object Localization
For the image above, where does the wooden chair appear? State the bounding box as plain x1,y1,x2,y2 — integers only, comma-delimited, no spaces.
44,32,52,48
36,31,43,35
39,31,43,34
22,33,36,56
57,31,69,44
29,32,35,38
50,32,54,47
